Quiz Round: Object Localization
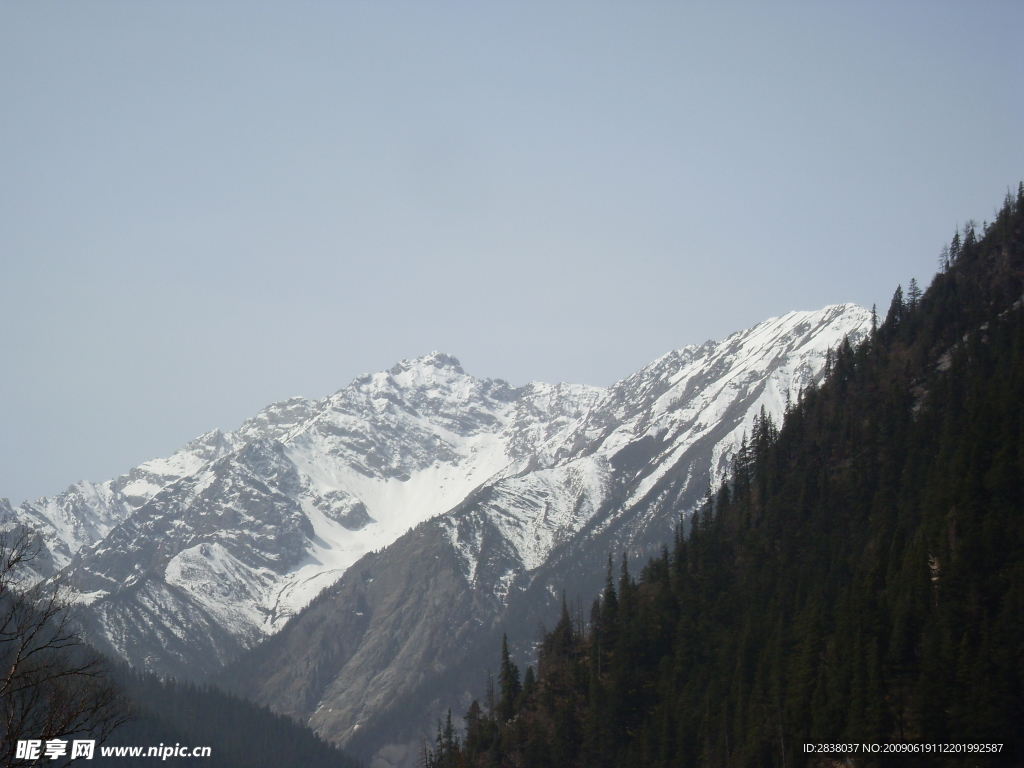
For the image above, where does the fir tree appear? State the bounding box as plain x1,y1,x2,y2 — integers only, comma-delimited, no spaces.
907,277,921,307
498,634,521,724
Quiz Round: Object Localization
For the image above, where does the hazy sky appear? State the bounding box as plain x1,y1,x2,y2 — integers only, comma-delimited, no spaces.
2,2,1023,504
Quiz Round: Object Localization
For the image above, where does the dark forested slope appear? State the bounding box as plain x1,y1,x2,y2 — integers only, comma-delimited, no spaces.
98,667,363,768
438,187,1024,768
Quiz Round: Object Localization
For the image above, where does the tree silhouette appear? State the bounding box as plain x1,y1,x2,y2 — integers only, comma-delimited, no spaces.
0,528,128,767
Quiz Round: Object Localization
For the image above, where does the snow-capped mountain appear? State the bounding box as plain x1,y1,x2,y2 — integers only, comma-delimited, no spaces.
38,353,600,677
213,304,870,766
1,303,871,757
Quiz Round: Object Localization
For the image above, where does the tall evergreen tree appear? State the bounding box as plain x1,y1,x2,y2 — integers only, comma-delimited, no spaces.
498,634,521,724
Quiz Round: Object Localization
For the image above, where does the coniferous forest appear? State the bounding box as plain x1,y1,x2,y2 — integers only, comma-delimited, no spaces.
423,187,1024,768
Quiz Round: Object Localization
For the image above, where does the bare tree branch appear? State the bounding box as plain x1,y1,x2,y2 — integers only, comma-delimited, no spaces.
0,529,130,767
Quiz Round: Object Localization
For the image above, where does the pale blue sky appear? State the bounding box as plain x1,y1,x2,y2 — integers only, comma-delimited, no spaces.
2,2,1023,504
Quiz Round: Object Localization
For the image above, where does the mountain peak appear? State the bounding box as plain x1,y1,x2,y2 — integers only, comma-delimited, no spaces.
389,351,464,376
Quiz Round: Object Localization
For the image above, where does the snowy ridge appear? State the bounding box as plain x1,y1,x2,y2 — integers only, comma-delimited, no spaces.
0,397,324,579
0,429,246,577
437,304,871,585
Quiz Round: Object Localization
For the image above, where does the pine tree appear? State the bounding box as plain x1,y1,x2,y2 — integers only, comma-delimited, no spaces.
883,284,905,333
907,277,921,307
498,634,521,723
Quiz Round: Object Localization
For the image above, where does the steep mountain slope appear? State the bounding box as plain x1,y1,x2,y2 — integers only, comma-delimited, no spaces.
218,305,870,766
